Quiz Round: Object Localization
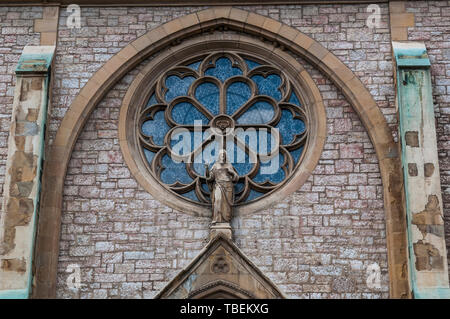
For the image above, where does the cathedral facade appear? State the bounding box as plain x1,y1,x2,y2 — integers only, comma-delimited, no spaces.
0,0,449,299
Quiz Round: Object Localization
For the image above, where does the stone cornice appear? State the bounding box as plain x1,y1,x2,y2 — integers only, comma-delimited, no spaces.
0,0,388,6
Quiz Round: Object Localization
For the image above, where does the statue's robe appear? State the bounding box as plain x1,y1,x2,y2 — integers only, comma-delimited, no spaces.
208,163,238,223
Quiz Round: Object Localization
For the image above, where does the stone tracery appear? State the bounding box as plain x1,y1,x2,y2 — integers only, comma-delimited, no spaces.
138,51,309,206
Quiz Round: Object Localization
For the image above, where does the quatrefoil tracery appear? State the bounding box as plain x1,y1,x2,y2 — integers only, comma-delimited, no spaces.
138,52,308,205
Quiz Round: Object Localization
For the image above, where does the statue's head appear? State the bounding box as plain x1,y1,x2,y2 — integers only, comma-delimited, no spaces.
218,149,227,164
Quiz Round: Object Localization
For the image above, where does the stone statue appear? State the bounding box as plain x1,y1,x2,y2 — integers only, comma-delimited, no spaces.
205,150,239,224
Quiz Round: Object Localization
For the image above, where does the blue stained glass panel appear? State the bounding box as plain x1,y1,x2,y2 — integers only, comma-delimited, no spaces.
160,154,193,185
169,129,205,153
143,148,155,166
164,75,195,102
234,182,245,193
181,189,199,201
246,189,264,201
276,109,306,145
251,74,282,101
195,82,220,115
171,102,209,125
141,110,170,145
226,81,251,114
234,128,277,155
192,140,219,175
234,128,258,153
244,59,260,70
253,153,285,184
193,160,207,177
187,61,201,71
169,130,192,159
146,93,158,107
291,146,304,164
260,130,278,155
141,53,309,205
205,57,242,82
289,91,301,106
201,182,210,193
225,140,253,176
236,101,274,124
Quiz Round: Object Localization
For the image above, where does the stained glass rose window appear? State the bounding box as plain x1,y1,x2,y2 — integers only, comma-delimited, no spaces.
138,52,308,206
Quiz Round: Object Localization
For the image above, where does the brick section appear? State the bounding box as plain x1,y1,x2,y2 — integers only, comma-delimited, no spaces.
389,1,415,41
232,58,389,299
56,60,212,299
405,0,450,282
0,6,41,224
34,6,59,45
48,6,203,145
239,3,397,137
52,5,393,299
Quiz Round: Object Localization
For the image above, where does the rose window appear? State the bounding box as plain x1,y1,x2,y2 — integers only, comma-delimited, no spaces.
138,52,308,205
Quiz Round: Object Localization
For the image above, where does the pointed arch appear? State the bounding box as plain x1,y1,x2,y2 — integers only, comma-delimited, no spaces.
33,7,409,298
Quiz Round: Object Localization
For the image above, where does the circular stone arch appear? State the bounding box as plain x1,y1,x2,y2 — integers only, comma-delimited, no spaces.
119,33,326,217
33,7,409,298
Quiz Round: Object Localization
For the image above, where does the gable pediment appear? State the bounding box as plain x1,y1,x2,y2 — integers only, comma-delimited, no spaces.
155,234,285,299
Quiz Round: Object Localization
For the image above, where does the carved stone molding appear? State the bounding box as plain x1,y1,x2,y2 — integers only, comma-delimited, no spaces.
119,33,326,216
32,7,409,298
188,280,255,299
155,233,285,299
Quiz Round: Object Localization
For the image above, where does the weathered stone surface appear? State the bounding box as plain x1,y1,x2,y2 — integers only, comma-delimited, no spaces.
414,240,444,271
395,28,450,291
0,1,446,299
412,195,444,238
51,4,392,299
405,131,419,147
0,44,53,295
156,235,285,299
1,258,26,272
424,163,435,178
408,163,418,177
403,3,450,278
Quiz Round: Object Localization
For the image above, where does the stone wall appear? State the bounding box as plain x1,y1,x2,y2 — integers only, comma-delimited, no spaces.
404,0,450,276
0,1,448,299
52,4,392,298
0,6,41,221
